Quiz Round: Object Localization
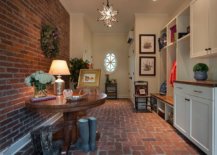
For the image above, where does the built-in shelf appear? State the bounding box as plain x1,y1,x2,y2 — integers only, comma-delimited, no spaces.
177,33,190,43
167,42,176,48
151,93,174,125
160,46,167,51
158,107,165,113
105,83,117,99
159,5,190,96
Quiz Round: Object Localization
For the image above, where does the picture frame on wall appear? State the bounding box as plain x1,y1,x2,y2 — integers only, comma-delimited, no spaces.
139,56,156,76
139,34,156,54
77,69,101,88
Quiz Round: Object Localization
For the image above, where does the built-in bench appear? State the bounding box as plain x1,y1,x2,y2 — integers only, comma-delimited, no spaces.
150,93,174,125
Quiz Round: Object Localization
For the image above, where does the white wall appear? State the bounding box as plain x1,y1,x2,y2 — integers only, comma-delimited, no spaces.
70,13,84,58
134,14,169,94
92,33,129,98
83,20,93,63
69,13,93,62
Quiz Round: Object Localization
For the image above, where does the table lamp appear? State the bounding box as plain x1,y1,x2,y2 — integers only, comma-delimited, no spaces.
49,60,70,95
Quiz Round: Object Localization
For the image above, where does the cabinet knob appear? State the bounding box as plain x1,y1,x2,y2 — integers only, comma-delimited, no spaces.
207,48,211,51
205,48,208,51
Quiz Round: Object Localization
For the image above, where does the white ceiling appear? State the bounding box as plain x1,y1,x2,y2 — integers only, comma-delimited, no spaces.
60,0,190,33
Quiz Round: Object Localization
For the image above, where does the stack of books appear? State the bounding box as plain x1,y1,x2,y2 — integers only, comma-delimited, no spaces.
31,96,56,102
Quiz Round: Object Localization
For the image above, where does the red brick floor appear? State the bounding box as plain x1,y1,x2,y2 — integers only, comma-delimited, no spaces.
15,99,204,155
69,99,205,155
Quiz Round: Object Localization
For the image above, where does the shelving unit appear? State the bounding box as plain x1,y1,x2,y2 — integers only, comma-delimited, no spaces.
151,93,174,125
156,6,191,126
177,33,190,43
159,6,190,97
159,28,167,50
105,83,117,99
167,18,176,44
159,48,166,85
177,34,191,81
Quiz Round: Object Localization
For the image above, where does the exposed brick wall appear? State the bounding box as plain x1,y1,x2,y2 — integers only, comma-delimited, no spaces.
0,0,69,151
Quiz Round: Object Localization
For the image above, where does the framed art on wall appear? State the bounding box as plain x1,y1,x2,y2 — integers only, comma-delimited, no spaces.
139,34,156,54
139,56,156,76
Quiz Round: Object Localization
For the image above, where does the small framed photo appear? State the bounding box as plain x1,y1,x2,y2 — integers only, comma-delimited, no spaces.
139,89,146,95
77,69,101,88
135,85,148,96
139,56,156,76
139,34,156,54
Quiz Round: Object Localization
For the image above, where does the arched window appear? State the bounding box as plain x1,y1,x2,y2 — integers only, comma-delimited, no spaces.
104,53,117,73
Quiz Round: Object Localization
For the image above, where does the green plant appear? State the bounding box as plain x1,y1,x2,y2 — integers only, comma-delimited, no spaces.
69,58,89,88
193,63,209,72
41,25,59,58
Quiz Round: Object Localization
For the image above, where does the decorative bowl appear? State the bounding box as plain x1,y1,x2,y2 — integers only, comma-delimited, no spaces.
66,93,88,102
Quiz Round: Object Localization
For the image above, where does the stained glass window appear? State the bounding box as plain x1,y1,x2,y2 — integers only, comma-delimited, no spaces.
104,53,117,73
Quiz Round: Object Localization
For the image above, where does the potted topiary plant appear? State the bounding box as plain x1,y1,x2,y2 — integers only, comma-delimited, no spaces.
69,58,89,89
193,63,209,81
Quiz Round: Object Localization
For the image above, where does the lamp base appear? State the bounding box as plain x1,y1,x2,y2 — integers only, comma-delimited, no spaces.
54,75,65,96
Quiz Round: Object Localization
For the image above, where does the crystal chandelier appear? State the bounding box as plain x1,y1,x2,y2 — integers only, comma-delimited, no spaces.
97,0,118,28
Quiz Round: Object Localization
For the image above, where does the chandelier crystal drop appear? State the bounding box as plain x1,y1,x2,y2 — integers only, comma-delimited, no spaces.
97,0,118,27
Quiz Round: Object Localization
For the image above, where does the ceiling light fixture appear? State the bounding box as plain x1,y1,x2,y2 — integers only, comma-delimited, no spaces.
97,0,118,28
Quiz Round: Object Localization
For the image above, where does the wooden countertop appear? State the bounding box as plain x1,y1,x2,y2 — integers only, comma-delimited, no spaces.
175,80,217,87
151,93,174,106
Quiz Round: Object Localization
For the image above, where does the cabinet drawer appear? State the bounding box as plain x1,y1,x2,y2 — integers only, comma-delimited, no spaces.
174,83,191,94
174,83,213,100
189,85,212,100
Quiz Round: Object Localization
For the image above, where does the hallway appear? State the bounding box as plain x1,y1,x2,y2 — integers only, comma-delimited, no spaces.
17,99,204,155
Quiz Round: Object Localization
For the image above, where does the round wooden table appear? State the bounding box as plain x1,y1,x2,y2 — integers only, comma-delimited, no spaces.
26,93,107,154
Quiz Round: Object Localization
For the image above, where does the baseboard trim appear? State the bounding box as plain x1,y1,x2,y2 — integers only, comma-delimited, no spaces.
0,113,62,155
118,95,130,98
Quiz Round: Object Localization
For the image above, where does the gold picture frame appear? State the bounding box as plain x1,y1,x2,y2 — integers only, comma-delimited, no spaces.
77,69,101,88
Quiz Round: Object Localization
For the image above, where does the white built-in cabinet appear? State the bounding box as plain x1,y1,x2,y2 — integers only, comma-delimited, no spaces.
159,7,190,96
174,82,216,155
174,90,190,136
190,0,217,58
159,1,217,154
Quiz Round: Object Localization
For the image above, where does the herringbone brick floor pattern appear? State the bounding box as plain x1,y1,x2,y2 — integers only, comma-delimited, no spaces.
69,99,204,155
16,99,205,155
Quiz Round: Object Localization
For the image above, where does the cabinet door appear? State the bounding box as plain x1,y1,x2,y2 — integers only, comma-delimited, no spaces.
209,0,217,55
174,92,190,136
190,0,209,57
190,96,211,154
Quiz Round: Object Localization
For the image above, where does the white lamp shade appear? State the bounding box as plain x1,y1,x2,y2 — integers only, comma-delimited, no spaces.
49,60,70,75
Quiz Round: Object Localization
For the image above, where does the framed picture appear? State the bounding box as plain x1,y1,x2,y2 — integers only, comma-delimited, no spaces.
139,34,156,54
135,86,148,96
139,56,156,76
77,69,101,88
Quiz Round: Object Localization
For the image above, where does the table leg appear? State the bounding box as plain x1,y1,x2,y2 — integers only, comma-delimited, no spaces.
52,122,64,140
61,112,78,154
